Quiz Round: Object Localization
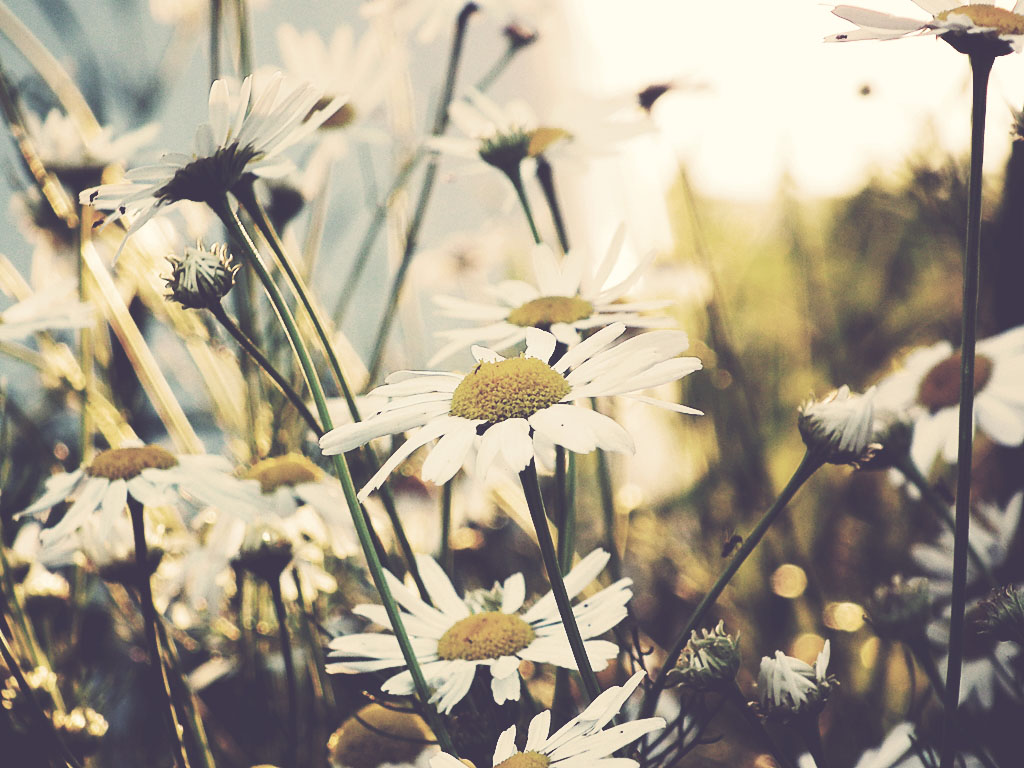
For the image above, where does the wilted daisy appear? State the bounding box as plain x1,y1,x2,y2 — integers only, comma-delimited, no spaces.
429,670,664,768
80,72,343,253
327,549,631,713
430,231,668,363
874,326,1024,476
757,640,835,718
319,324,702,501
798,385,879,465
828,1,1024,53
0,280,92,341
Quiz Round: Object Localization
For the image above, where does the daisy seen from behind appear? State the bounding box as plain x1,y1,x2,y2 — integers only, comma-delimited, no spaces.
828,1,1024,53
428,670,664,768
327,549,631,713
319,323,702,501
430,229,669,364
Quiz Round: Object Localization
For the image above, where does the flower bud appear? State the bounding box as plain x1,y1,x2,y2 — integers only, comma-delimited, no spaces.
164,242,239,309
757,641,835,719
666,620,741,691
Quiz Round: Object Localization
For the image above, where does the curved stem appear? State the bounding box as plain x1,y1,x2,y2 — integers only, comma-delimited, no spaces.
209,301,322,435
210,196,456,754
519,460,601,702
269,579,298,768
128,497,190,768
641,450,823,719
941,51,993,768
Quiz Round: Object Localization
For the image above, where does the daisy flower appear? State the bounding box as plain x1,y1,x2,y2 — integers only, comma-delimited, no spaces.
26,109,156,179
0,280,92,341
874,325,1024,477
429,230,669,364
80,72,343,254
797,385,879,465
757,640,835,718
828,1,1024,53
326,549,631,713
429,670,664,768
319,323,702,501
15,444,249,552
849,721,986,768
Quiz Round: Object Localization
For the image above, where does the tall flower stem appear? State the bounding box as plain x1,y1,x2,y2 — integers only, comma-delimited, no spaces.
795,714,829,768
440,480,454,577
519,460,601,702
208,0,221,83
941,50,994,768
506,164,542,244
365,4,477,384
726,683,796,768
535,155,569,252
269,578,299,768
127,497,190,768
556,451,577,574
208,301,322,434
210,196,456,754
641,451,824,718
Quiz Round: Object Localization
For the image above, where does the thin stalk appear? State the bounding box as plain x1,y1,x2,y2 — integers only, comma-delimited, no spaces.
727,683,796,768
641,451,823,718
209,0,221,84
506,164,542,244
535,156,569,252
291,567,336,711
269,579,298,768
76,222,93,463
365,4,477,384
377,481,430,601
235,0,253,78
519,461,601,702
940,51,993,768
209,302,321,434
796,714,829,768
594,443,621,582
0,625,83,768
557,451,577,575
210,196,456,754
895,456,994,587
153,620,217,768
128,498,190,768
440,481,453,577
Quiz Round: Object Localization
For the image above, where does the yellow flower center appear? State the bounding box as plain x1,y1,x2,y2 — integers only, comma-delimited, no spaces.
527,127,571,157
449,357,571,423
327,703,432,768
245,454,323,493
937,5,1024,35
437,611,536,661
506,296,594,329
916,352,993,413
86,445,178,480
495,752,551,768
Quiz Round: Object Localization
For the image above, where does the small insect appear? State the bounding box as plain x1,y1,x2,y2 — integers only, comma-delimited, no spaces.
721,530,743,558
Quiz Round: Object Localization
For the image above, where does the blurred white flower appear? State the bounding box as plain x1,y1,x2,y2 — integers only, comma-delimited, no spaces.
320,324,701,501
363,0,548,44
26,109,156,172
328,549,630,713
0,280,92,341
757,640,834,716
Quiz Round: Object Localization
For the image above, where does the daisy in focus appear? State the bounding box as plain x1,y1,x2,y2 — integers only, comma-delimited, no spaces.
319,323,702,501
327,549,631,713
429,230,669,364
429,670,664,768
874,325,1024,477
80,72,343,252
757,640,835,718
827,1,1024,53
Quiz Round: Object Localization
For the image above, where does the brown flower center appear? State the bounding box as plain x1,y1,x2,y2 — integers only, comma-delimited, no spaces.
495,752,551,768
916,353,993,413
937,5,1024,35
245,454,322,493
327,703,432,768
437,611,536,661
86,446,178,480
449,357,571,423
506,296,594,329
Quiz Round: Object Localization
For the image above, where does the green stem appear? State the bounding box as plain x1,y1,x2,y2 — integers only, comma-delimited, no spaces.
506,163,541,244
519,461,601,702
535,155,568,252
269,579,298,768
640,450,823,719
210,196,456,754
796,713,829,768
128,498,190,768
940,51,993,768
440,481,453,577
291,567,336,711
235,0,253,78
208,0,221,83
153,620,217,768
727,683,796,768
209,301,322,435
895,456,994,587
590,399,622,582
365,4,476,385
557,452,577,575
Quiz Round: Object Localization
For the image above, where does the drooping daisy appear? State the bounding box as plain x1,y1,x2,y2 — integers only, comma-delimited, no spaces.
828,1,1024,53
874,326,1024,477
0,280,92,341
757,640,835,718
326,549,631,713
430,232,668,364
429,670,664,768
80,72,343,253
319,323,702,501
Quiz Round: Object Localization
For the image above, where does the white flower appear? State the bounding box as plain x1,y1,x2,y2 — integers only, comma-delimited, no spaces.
757,640,834,716
874,325,1024,477
0,280,92,341
363,0,548,45
429,670,664,768
798,385,878,464
319,323,702,501
848,720,987,768
327,549,631,714
80,72,343,254
15,444,249,552
26,109,156,171
430,230,669,364
828,1,1024,53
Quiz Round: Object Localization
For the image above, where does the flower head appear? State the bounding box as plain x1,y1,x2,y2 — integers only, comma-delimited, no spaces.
0,280,92,341
798,385,879,465
757,640,835,718
975,585,1024,645
868,576,933,643
429,670,664,768
327,549,631,713
828,1,1024,55
164,242,239,309
328,703,437,768
666,620,741,692
319,324,701,501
